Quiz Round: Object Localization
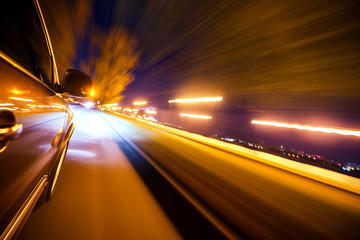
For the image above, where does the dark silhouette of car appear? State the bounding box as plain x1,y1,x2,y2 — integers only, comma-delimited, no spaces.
0,1,91,239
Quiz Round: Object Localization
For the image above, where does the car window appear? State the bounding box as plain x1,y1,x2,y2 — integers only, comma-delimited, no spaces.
0,1,52,86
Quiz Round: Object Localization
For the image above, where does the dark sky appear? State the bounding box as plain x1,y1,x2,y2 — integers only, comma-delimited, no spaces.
43,0,360,111
116,0,360,111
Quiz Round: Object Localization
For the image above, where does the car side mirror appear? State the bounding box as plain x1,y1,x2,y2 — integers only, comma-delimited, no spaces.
62,69,93,97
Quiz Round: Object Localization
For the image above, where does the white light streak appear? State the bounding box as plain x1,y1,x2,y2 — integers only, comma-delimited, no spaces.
133,101,147,106
169,97,223,103
251,120,360,137
180,113,212,119
146,110,157,114
9,97,34,102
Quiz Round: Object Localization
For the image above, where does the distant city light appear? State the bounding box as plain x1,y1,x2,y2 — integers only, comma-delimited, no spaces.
251,120,360,137
180,113,212,119
146,110,157,114
133,101,147,106
168,97,223,103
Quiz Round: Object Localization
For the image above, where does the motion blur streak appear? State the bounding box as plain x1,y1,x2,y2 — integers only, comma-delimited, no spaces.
103,111,360,239
168,97,223,103
180,113,212,119
252,120,360,137
145,110,157,114
9,97,34,102
133,101,147,106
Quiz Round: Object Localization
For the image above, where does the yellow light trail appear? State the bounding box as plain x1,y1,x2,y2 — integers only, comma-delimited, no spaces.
168,97,223,103
12,89,30,95
180,113,212,119
9,97,34,102
133,101,147,106
251,120,360,137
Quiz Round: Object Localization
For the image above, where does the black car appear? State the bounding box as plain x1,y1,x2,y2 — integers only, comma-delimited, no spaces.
0,1,91,239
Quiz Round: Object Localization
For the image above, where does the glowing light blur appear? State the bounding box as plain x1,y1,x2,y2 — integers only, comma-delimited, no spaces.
146,110,157,114
12,89,30,95
90,89,95,96
84,101,95,108
104,103,118,107
251,120,360,137
9,97,34,102
168,97,223,103
0,107,17,111
133,101,147,106
180,113,212,119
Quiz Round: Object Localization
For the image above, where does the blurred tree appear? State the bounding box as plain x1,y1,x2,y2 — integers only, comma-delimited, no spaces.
81,26,140,104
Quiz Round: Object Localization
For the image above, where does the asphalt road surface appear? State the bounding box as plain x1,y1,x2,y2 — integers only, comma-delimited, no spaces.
19,105,360,240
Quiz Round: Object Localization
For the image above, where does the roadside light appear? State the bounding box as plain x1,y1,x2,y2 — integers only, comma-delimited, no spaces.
180,113,212,119
251,120,360,137
168,97,223,103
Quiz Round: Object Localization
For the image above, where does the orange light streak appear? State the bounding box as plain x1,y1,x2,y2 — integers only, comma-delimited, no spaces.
180,113,212,119
169,97,223,103
251,120,360,137
9,97,34,102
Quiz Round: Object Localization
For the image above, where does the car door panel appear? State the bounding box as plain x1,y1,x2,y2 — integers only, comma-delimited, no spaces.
0,58,67,233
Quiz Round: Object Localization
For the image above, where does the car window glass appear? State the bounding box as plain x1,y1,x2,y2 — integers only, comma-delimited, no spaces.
0,1,52,86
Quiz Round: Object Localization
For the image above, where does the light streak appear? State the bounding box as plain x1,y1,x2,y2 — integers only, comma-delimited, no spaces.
9,97,34,102
251,120,360,137
133,101,147,106
0,107,17,111
90,89,95,96
146,110,157,114
104,103,118,107
12,89,30,95
168,97,223,103
180,113,212,119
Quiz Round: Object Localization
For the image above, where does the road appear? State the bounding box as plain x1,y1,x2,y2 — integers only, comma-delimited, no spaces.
19,105,360,239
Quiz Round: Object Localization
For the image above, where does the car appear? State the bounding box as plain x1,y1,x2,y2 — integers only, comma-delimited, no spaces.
0,1,92,239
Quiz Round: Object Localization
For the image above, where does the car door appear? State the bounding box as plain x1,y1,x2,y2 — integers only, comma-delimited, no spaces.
0,0,68,234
